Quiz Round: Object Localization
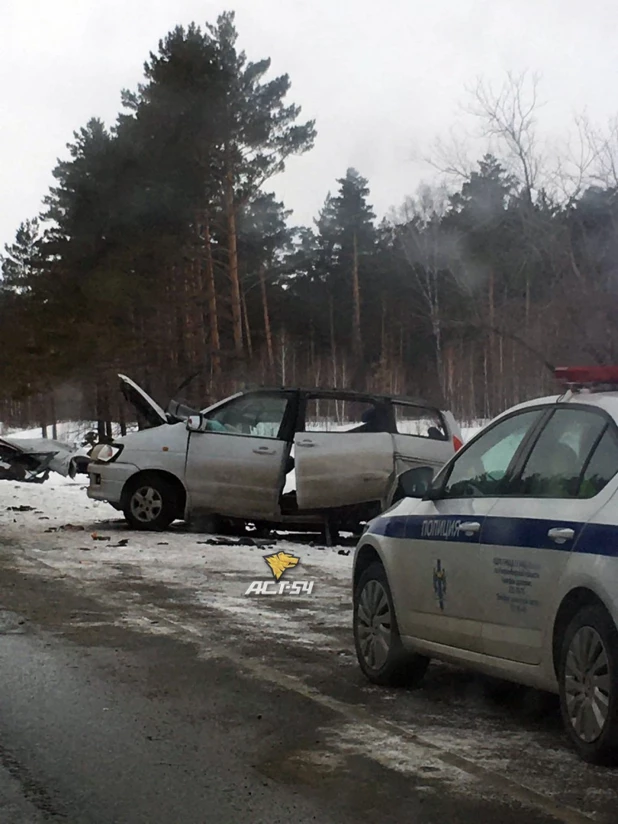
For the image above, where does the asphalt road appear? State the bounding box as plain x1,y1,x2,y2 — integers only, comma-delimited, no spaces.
0,550,584,824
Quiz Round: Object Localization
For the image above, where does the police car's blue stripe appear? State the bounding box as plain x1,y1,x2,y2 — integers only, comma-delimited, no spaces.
578,523,618,556
367,514,618,557
370,514,474,542
483,517,583,552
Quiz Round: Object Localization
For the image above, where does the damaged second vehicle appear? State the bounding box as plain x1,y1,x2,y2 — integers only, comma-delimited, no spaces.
87,375,463,533
0,435,90,482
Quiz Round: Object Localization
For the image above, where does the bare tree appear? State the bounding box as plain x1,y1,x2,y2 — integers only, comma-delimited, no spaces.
584,115,618,189
551,113,600,204
397,185,461,400
424,125,475,182
467,70,543,202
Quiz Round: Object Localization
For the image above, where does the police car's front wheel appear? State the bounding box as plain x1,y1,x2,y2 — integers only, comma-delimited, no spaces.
559,603,618,765
354,562,429,687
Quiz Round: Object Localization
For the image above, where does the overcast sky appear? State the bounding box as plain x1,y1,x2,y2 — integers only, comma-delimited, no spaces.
2,0,618,248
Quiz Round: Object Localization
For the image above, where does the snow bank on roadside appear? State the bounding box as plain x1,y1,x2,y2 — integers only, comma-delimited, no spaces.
461,422,487,442
2,418,488,443
0,421,137,446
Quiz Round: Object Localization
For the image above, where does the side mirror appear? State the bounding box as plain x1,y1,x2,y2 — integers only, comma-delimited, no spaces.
398,466,435,498
422,485,444,501
187,414,208,433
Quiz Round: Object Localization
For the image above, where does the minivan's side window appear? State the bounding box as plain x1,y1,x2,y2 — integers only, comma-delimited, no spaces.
514,409,607,499
392,402,446,440
203,394,289,439
441,410,542,498
304,397,387,433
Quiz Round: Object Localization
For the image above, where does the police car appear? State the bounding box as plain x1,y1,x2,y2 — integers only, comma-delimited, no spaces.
353,367,618,764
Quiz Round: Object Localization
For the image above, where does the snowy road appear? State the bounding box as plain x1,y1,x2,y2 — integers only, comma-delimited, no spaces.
0,477,616,822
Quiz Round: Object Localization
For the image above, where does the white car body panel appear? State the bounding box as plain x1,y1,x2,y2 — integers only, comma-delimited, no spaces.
479,490,613,665
87,422,188,506
392,497,497,655
391,433,453,475
184,431,289,519
89,374,461,525
294,432,395,510
355,389,618,696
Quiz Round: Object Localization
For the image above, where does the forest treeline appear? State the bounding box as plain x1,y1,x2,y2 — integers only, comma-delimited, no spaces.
2,12,618,432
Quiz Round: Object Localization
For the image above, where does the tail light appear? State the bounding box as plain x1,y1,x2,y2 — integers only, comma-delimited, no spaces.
453,435,463,452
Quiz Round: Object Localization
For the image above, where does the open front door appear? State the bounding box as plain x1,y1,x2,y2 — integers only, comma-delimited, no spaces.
186,433,289,519
295,431,394,510
185,391,296,520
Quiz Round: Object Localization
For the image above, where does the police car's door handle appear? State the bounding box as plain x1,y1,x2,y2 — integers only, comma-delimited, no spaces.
458,521,481,535
548,527,575,543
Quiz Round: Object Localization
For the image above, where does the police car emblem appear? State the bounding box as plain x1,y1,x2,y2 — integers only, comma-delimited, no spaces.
433,559,447,611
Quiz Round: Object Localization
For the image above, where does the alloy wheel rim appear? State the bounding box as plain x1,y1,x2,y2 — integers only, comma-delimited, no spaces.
564,625,611,743
130,486,163,523
356,579,392,670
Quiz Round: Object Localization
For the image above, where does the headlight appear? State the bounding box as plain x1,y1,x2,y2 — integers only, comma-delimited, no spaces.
90,444,123,463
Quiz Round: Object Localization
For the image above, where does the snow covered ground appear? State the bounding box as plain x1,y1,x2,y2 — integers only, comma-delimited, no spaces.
4,424,618,821
0,419,489,650
0,475,354,651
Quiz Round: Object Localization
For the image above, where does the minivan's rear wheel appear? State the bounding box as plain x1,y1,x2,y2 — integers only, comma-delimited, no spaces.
124,475,178,531
559,603,618,764
354,561,429,687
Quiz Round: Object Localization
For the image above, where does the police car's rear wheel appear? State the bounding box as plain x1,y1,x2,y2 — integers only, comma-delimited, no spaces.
354,561,429,687
559,604,618,764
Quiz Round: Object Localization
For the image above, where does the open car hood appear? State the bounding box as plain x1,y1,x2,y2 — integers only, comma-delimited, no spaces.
118,375,199,426
118,374,169,428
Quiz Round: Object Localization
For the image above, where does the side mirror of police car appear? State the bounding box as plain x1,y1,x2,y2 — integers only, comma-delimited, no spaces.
398,466,435,499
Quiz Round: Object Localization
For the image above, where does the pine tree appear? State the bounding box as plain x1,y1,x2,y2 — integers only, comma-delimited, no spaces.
316,169,376,381
1,219,42,294
205,12,316,354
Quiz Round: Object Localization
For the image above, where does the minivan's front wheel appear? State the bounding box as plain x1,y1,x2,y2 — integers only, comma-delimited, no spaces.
124,475,178,531
354,561,429,687
559,603,618,764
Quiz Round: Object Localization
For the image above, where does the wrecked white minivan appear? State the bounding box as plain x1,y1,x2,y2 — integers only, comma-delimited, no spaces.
87,375,463,534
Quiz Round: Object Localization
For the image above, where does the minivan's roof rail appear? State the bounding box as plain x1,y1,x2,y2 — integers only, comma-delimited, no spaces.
240,386,436,407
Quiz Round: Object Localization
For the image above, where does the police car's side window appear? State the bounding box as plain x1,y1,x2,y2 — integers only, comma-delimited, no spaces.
442,410,541,498
578,426,618,498
514,409,607,499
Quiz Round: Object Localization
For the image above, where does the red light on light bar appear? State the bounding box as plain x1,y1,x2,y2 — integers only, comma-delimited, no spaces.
555,366,618,384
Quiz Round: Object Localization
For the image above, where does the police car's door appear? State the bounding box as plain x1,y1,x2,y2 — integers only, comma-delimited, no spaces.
402,409,545,653
480,405,616,665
